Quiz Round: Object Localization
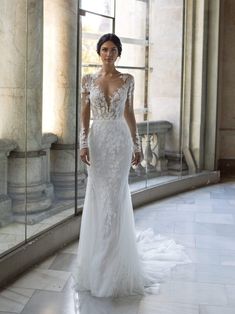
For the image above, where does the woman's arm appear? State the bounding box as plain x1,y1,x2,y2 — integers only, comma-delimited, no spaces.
124,75,141,166
79,75,91,166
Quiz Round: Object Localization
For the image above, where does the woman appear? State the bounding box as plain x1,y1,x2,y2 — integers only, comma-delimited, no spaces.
73,33,189,298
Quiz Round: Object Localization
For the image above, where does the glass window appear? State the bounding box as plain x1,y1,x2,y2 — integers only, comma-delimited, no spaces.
81,0,115,17
81,12,113,69
122,69,146,122
118,42,146,68
0,0,191,258
115,0,146,39
81,12,113,35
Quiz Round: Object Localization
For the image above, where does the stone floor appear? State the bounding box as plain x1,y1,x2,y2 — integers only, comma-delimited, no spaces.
0,179,235,314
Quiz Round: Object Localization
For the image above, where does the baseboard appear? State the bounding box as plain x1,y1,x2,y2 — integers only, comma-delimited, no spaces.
0,215,81,290
132,171,220,207
218,159,235,177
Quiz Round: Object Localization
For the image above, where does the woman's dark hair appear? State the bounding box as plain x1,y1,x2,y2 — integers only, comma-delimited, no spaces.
96,33,122,56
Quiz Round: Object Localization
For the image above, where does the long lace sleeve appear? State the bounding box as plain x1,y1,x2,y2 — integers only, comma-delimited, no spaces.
126,75,141,153
79,127,88,149
132,131,141,153
79,74,91,149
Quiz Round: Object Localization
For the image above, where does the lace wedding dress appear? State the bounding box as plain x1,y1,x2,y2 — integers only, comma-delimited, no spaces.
73,72,190,298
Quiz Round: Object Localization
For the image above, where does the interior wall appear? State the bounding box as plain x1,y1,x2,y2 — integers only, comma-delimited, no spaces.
217,0,235,175
148,0,184,154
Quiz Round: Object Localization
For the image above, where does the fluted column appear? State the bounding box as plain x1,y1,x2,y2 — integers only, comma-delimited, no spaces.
43,0,86,201
0,0,54,214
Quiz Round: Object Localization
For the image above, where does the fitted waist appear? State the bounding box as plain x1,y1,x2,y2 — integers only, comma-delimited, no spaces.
92,118,125,122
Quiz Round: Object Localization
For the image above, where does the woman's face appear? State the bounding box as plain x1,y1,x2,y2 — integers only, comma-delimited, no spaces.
99,40,119,65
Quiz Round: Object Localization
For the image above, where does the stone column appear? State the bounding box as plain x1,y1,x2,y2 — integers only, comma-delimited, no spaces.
0,0,54,214
181,0,210,171
0,139,17,225
43,0,86,201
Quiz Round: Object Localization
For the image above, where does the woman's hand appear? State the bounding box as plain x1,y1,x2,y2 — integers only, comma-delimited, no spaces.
80,148,90,166
131,151,141,166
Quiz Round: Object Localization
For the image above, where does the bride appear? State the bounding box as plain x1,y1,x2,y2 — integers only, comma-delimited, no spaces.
73,33,189,298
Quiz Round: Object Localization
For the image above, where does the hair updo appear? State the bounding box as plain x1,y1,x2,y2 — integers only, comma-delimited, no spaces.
96,33,122,57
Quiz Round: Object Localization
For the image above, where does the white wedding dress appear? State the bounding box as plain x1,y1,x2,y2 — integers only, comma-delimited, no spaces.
73,72,190,298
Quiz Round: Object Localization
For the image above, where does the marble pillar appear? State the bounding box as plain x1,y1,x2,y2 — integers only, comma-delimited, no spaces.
183,0,212,171
43,0,86,201
0,0,54,214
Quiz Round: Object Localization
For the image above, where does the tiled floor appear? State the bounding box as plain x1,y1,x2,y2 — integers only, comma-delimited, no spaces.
1,179,235,314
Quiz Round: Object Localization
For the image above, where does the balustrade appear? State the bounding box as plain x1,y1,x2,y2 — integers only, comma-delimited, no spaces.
132,121,172,179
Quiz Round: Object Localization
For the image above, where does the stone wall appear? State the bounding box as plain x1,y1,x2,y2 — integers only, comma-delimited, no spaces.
217,0,235,175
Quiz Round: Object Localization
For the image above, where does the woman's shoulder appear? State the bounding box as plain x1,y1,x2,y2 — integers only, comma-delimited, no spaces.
81,73,94,87
83,71,101,83
82,73,92,81
81,73,93,92
121,72,134,83
121,72,133,78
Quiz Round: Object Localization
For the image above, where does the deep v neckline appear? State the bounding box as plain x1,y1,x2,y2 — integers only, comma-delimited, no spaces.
93,73,127,111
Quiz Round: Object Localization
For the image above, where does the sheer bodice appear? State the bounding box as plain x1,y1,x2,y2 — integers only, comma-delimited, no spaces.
81,72,134,120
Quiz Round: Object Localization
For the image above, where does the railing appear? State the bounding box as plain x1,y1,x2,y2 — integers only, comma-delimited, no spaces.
131,121,172,178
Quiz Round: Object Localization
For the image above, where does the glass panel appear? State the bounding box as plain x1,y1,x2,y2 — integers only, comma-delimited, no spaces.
81,0,115,17
82,12,113,35
81,10,113,79
146,0,184,187
118,43,146,68
82,38,102,66
122,69,145,122
81,66,99,79
0,2,27,255
25,0,77,239
81,13,113,67
115,0,146,39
